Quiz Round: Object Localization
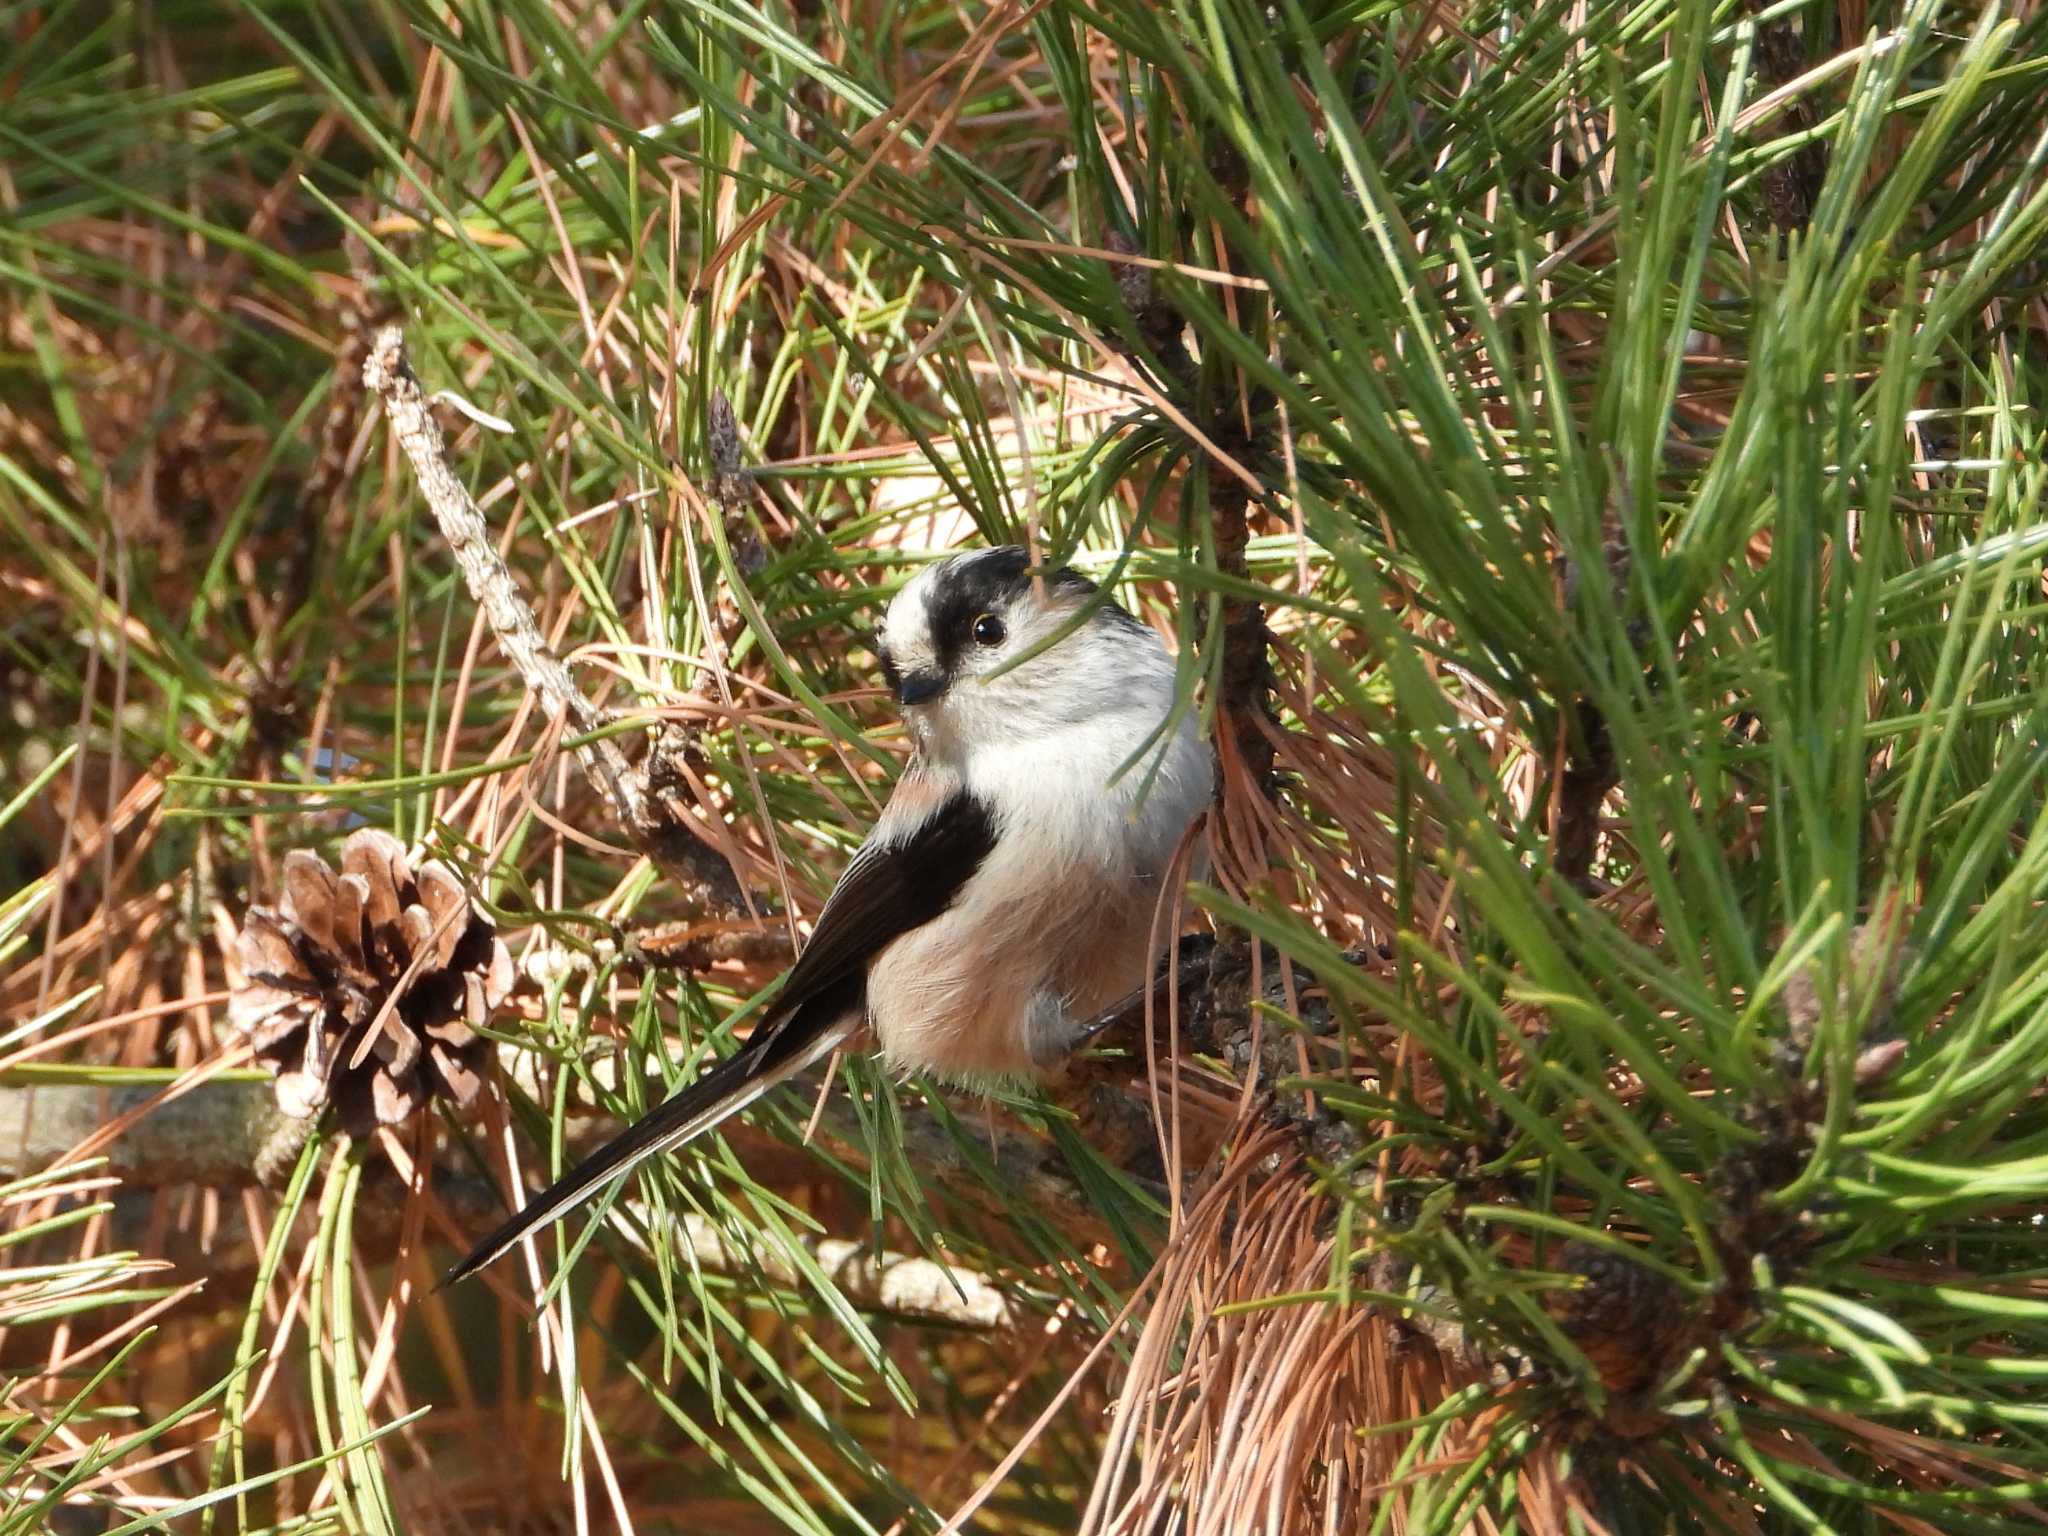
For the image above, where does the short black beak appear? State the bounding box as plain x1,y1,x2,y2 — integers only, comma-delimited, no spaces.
895,668,946,706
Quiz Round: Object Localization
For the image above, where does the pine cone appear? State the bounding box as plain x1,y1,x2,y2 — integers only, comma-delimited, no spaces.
231,829,511,1133
1546,1239,1684,1395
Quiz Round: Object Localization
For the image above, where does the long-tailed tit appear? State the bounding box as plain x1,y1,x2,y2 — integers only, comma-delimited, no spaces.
445,546,1211,1285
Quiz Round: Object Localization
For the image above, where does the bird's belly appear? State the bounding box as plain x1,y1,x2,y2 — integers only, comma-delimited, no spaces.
865,869,1159,1086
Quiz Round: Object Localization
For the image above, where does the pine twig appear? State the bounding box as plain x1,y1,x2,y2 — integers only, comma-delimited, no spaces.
0,1078,301,1187
360,326,743,915
661,1209,1016,1330
1212,453,1274,793
0,1080,1015,1330
1554,698,1617,895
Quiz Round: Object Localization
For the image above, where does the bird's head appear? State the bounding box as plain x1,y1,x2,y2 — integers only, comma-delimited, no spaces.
874,546,1157,754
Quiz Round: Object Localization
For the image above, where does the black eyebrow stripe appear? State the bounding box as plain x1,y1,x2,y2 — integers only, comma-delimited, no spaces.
899,547,1147,676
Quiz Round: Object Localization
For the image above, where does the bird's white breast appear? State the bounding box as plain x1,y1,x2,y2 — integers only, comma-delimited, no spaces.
867,706,1211,1085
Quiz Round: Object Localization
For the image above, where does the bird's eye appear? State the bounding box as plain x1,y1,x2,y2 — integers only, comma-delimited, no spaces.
971,613,1006,646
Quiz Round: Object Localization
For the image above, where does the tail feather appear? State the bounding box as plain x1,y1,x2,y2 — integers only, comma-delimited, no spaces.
441,1010,857,1289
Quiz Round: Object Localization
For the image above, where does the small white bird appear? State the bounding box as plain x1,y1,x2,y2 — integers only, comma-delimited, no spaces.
446,546,1212,1285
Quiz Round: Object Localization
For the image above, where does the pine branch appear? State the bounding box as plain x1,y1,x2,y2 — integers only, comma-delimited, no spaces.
0,1079,1014,1329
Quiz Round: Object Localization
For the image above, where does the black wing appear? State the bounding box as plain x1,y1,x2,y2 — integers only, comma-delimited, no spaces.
441,785,997,1287
771,786,998,1014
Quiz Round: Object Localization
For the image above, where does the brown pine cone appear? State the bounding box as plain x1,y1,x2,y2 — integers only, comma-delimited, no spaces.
230,829,512,1133
1546,1238,1685,1395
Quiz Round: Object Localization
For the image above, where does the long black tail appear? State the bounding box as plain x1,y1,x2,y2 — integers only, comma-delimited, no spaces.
441,1008,857,1288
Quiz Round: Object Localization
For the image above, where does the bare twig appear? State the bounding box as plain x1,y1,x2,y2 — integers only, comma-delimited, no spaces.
361,326,743,914
625,920,794,971
1,1079,1014,1330
0,1078,304,1187
660,1209,1017,1330
361,329,615,754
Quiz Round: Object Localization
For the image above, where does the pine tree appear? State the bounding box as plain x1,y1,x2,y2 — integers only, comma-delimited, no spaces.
4,1,2048,1531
